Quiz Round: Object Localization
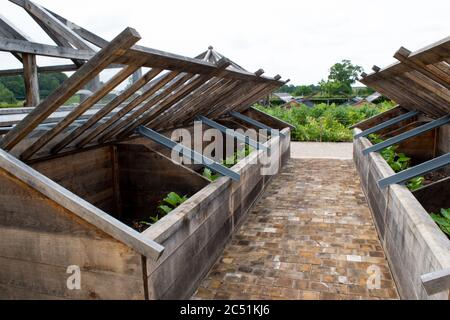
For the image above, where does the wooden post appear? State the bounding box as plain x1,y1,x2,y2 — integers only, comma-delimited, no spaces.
22,53,39,107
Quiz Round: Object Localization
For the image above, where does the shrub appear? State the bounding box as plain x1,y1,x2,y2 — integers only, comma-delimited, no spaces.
255,102,394,142
430,208,450,238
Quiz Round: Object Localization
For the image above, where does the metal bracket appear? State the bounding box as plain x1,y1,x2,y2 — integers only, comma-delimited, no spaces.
229,111,285,137
197,115,268,151
363,115,450,155
354,110,419,139
378,153,450,188
136,126,240,182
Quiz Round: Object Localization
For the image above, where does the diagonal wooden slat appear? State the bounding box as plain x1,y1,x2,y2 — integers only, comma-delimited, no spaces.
50,68,163,154
20,63,142,160
0,27,141,151
76,71,182,147
119,59,232,138
99,73,196,142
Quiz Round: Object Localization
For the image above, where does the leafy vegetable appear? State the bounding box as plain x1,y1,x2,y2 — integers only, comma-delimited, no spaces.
430,208,450,237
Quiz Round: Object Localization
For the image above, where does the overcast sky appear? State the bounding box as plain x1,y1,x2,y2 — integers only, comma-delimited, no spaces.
1,0,449,86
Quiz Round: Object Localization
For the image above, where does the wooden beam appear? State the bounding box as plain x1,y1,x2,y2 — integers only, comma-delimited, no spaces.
121,59,232,138
0,36,94,60
0,14,31,62
0,148,164,260
0,27,141,151
421,268,450,296
20,64,141,160
76,71,181,148
22,53,39,107
10,0,94,52
100,73,195,142
394,46,450,90
50,68,163,154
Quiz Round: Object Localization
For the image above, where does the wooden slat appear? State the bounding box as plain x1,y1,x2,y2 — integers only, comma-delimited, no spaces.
0,27,141,151
76,71,183,147
0,14,31,62
20,63,141,160
0,147,164,260
120,59,232,138
0,36,94,60
421,268,450,296
394,47,450,90
99,73,195,142
10,0,94,52
51,68,163,154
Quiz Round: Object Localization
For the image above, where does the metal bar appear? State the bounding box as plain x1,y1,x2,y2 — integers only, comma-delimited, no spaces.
378,153,450,188
136,126,240,182
197,115,268,152
363,115,450,155
354,110,419,139
230,111,283,135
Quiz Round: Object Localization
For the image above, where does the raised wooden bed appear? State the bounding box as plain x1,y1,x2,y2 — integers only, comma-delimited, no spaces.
0,105,291,300
353,125,450,299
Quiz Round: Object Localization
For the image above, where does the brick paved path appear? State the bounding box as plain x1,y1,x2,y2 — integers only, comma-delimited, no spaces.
192,159,398,300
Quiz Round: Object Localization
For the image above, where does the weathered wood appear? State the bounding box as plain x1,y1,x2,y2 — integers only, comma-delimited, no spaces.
0,147,164,260
79,71,183,147
0,14,31,62
51,68,163,154
394,47,450,90
99,73,195,142
10,0,94,52
22,53,39,107
421,268,450,296
0,27,141,151
0,36,94,60
20,63,141,160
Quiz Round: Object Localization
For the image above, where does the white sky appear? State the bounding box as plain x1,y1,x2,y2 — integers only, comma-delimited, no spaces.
1,0,449,86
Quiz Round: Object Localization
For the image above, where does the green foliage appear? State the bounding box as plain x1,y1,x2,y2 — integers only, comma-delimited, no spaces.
368,134,424,191
0,73,68,102
202,146,254,181
202,168,220,182
136,192,189,230
430,208,450,237
0,83,17,104
406,177,425,191
256,103,393,142
319,60,364,96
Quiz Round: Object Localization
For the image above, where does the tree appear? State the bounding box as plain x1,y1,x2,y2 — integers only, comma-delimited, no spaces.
0,72,68,100
0,83,17,104
320,60,363,96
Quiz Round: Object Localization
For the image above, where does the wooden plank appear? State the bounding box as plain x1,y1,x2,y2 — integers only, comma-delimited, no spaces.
10,0,94,52
51,68,163,154
77,71,182,148
0,27,141,151
0,36,94,60
0,64,79,76
421,268,450,296
394,47,450,90
0,14,31,62
22,53,39,107
20,63,141,160
0,148,164,260
98,73,195,142
129,59,232,135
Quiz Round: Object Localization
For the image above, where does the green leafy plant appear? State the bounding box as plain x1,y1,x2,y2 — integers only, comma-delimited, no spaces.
136,192,189,229
368,134,424,191
406,176,425,191
255,102,394,143
202,168,220,181
430,208,450,237
202,146,254,181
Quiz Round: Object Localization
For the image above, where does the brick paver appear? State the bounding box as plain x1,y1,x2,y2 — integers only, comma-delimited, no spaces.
192,159,398,300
